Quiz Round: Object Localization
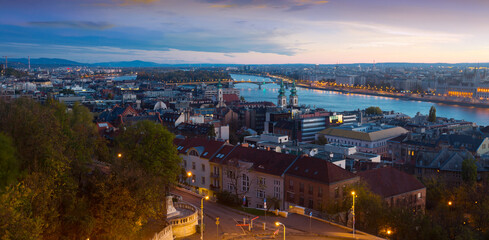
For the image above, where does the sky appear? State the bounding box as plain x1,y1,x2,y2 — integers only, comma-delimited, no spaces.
1,0,489,64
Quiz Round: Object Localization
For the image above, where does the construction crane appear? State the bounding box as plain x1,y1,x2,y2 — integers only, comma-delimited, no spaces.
1,56,7,69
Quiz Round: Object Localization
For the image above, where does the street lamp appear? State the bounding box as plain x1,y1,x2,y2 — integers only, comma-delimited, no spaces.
187,171,193,185
117,153,122,158
351,191,356,237
275,222,285,240
201,195,209,240
448,201,453,206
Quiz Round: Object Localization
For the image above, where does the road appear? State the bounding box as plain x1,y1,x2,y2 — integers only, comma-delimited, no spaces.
172,188,383,240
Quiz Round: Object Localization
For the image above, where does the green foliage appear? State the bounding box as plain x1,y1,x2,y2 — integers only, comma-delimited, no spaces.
423,177,447,210
315,135,328,145
365,106,382,115
0,99,181,239
208,124,216,139
60,89,75,95
216,190,241,207
2,67,28,78
0,133,20,190
428,106,437,122
116,120,181,183
240,207,265,216
462,157,477,185
266,196,281,210
0,183,43,240
351,183,386,234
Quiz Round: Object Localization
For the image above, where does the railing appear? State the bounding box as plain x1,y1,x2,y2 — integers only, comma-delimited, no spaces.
150,224,172,240
167,202,198,226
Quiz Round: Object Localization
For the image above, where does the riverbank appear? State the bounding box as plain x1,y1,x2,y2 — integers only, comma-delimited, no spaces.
263,74,489,108
233,73,489,125
292,83,489,109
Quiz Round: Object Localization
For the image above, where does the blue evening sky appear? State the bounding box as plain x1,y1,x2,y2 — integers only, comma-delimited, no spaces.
1,0,488,64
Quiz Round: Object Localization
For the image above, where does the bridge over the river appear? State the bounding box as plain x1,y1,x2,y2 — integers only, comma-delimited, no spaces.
233,80,280,89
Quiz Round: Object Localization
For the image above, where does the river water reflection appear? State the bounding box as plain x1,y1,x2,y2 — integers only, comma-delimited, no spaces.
232,74,489,126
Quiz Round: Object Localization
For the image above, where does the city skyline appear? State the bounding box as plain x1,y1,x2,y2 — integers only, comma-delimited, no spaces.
2,0,489,64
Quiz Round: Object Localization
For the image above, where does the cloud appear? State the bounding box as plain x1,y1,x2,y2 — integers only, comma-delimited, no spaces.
27,21,115,30
0,42,299,64
119,0,158,6
211,4,236,8
199,0,328,10
1,22,297,56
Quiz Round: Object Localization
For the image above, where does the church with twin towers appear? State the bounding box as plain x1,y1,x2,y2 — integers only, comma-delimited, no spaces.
277,79,299,108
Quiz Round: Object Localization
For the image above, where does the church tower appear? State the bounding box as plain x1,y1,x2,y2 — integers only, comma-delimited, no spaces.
278,80,287,108
289,79,298,107
216,79,226,108
217,78,223,103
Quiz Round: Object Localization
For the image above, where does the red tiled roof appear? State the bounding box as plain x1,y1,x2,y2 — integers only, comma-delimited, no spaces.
285,156,358,184
357,167,425,198
97,122,114,132
209,145,237,163
223,94,240,103
173,137,186,147
220,146,298,176
176,137,226,159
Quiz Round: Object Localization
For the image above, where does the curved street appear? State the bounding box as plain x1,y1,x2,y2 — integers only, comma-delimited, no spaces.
172,188,383,240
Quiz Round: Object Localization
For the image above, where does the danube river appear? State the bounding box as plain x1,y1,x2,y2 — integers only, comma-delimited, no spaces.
231,74,489,126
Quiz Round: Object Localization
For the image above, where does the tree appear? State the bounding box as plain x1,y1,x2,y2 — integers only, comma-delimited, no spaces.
365,106,382,115
428,106,437,122
208,124,216,139
0,133,20,190
0,99,179,239
315,135,328,145
223,160,253,204
462,157,477,185
116,121,182,222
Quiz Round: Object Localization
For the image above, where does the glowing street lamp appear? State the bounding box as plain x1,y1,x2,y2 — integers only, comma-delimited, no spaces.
201,196,209,240
275,222,285,240
351,191,357,237
117,153,122,158
187,171,193,185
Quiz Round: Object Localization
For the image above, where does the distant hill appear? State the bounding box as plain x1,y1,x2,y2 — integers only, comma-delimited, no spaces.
1,58,489,68
91,60,164,67
0,58,84,68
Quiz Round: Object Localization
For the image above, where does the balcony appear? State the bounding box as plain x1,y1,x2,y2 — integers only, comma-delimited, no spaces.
210,172,220,178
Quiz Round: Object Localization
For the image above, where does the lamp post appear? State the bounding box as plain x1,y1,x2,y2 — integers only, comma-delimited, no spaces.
187,171,192,185
275,222,285,240
351,191,356,237
117,153,122,158
201,195,209,240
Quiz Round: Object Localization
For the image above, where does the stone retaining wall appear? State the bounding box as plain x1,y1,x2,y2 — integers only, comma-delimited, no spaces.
169,202,199,238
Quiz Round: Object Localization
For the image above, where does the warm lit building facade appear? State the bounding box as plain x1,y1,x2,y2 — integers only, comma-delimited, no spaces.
284,156,359,211
177,138,228,197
